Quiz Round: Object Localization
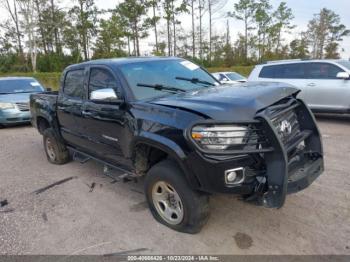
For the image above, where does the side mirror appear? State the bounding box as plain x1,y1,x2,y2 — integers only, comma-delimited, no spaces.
90,88,123,104
336,72,350,80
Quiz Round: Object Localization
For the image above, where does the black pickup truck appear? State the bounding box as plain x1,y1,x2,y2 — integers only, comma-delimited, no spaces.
30,57,324,233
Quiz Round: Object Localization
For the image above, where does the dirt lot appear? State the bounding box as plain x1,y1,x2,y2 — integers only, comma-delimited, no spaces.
0,115,349,255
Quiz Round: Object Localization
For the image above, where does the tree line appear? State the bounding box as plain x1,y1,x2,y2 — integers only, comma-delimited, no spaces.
0,0,349,73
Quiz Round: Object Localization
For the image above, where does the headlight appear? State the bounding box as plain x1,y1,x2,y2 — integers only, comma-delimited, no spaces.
0,102,16,109
191,125,248,150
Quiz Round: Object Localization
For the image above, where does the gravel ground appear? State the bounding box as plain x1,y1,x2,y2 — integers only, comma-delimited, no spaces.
0,115,349,255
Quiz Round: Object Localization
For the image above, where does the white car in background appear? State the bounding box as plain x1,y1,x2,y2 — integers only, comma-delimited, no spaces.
248,59,350,113
212,71,247,84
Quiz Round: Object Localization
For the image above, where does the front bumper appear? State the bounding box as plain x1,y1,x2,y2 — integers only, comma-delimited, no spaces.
185,152,262,195
0,108,31,125
185,146,323,198
185,98,324,208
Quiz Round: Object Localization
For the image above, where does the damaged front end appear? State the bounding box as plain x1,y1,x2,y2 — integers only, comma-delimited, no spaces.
185,96,324,208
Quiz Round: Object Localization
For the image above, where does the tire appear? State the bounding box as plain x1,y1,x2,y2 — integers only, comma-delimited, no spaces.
43,128,70,165
144,159,210,234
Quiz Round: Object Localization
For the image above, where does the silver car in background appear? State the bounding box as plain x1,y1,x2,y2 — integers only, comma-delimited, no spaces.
212,71,247,84
248,59,350,113
0,77,45,126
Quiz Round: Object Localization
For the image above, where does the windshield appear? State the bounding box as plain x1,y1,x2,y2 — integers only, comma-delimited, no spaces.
119,59,218,100
0,79,44,94
225,72,246,81
338,61,350,70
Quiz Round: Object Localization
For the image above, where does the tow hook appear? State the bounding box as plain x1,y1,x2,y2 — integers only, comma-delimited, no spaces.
242,176,267,205
255,176,267,194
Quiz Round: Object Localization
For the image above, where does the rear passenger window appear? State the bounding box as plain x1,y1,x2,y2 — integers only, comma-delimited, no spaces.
259,65,276,78
280,64,306,78
64,69,84,99
307,63,344,79
259,63,306,79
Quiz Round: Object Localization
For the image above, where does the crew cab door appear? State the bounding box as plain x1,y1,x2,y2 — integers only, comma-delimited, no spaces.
57,68,86,147
303,62,350,112
80,66,131,166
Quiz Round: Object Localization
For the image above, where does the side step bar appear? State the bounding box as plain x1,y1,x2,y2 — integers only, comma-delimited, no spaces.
68,146,139,183
103,165,138,183
73,151,91,163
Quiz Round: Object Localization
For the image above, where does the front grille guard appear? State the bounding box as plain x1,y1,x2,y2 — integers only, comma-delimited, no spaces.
255,98,323,208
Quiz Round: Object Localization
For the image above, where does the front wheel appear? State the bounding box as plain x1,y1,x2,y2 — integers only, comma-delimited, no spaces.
144,160,210,234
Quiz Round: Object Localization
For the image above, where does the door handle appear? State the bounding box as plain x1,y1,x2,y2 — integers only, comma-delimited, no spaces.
307,83,316,87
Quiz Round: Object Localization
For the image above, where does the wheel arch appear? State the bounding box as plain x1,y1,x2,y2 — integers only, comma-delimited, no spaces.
130,131,201,189
37,116,50,134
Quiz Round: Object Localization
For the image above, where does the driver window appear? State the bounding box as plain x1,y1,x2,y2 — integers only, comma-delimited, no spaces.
88,68,118,99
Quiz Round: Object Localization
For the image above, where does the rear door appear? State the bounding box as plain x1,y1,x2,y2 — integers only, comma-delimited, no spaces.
80,66,131,166
303,62,350,111
57,68,86,147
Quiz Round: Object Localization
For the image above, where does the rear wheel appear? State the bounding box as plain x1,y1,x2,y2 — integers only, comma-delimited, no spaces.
144,160,210,234
43,128,70,164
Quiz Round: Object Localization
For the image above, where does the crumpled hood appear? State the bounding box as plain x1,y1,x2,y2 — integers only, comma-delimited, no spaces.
151,82,299,121
0,93,32,103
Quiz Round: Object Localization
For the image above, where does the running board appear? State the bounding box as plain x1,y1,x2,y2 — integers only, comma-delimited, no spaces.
73,151,91,163
67,146,138,183
103,165,138,183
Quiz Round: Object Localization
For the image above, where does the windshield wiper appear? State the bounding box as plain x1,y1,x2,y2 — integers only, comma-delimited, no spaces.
175,76,215,86
137,83,186,93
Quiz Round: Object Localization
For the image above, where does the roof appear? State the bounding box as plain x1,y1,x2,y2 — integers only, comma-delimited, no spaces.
0,76,36,81
65,56,182,70
258,59,349,66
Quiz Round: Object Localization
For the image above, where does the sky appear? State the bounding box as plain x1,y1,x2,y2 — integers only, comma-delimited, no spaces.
1,0,350,58
93,0,350,58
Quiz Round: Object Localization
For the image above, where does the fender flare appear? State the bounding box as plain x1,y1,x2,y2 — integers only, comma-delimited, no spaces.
36,111,54,127
130,131,201,189
35,111,64,143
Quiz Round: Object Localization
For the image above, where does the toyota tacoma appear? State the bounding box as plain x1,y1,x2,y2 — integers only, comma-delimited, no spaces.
30,57,324,233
